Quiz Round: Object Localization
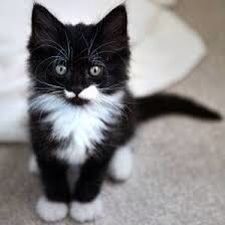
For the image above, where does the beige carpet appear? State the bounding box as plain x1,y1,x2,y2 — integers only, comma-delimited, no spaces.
0,0,225,224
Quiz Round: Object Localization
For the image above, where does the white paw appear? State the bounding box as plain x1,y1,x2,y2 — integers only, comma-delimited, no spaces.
70,197,103,223
28,154,39,175
36,196,68,222
109,145,133,182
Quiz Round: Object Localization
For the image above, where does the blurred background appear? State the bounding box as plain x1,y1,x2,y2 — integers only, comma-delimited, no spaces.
0,0,224,224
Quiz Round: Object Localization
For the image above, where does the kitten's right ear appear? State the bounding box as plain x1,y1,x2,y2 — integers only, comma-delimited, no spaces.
29,3,64,47
98,4,129,49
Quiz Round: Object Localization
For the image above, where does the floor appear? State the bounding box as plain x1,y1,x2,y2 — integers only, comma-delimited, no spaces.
0,0,225,224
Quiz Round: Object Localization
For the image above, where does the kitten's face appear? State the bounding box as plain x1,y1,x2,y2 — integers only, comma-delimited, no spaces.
28,4,130,105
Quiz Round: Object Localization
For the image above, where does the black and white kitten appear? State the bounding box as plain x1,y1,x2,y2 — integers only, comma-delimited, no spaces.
28,3,135,223
27,3,221,223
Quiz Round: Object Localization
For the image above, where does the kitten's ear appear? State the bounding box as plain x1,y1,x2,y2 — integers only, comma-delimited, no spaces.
29,3,64,46
99,4,129,49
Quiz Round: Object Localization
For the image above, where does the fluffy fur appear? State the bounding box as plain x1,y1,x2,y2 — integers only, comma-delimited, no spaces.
28,3,134,222
27,3,221,223
36,196,68,222
70,196,103,222
29,91,125,165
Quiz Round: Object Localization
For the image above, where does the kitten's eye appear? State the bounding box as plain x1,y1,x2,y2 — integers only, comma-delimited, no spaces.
89,66,103,77
55,65,67,75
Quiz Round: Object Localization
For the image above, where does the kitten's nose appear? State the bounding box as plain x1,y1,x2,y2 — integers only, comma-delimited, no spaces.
72,87,82,96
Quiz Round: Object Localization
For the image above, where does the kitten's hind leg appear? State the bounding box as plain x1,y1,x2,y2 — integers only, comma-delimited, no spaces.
108,143,133,182
28,154,39,175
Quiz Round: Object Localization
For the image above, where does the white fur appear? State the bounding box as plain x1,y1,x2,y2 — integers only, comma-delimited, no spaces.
70,196,103,223
36,196,68,222
29,91,124,165
64,85,99,101
64,90,76,98
79,85,99,100
109,144,133,182
28,154,39,175
56,143,87,165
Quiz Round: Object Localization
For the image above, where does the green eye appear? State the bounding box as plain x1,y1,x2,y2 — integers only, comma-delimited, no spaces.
89,66,102,77
55,65,67,75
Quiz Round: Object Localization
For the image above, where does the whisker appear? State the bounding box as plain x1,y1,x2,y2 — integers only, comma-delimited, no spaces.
93,50,128,66
74,47,89,61
32,77,64,90
81,33,89,48
39,35,68,58
64,30,71,59
43,58,58,80
88,26,99,56
31,43,68,60
73,56,90,64
90,40,117,56
34,55,64,76
98,81,127,91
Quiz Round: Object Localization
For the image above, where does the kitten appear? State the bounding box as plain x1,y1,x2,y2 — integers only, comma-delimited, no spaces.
27,3,221,223
28,3,134,223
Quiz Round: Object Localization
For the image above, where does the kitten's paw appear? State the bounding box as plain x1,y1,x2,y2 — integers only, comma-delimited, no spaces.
36,196,68,222
70,197,103,223
28,155,39,175
108,145,133,182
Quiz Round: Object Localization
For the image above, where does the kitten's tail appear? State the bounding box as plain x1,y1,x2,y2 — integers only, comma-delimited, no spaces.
135,93,222,123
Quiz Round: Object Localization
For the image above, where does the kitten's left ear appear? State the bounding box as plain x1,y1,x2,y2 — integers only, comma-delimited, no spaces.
99,4,129,49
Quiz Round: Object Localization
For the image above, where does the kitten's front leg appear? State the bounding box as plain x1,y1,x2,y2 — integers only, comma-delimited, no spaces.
36,158,70,222
108,143,133,182
70,157,109,223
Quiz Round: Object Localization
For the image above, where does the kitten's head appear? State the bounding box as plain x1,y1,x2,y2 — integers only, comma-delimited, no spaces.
27,3,130,105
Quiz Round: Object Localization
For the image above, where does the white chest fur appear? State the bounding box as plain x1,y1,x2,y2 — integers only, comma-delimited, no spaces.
30,92,124,165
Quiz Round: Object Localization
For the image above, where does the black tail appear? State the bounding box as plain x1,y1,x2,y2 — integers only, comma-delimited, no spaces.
135,93,222,123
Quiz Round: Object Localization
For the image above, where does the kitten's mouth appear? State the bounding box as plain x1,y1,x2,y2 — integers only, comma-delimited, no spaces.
71,96,89,106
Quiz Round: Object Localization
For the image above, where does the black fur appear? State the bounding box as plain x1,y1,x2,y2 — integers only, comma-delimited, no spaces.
136,93,222,122
28,4,130,98
27,3,221,210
